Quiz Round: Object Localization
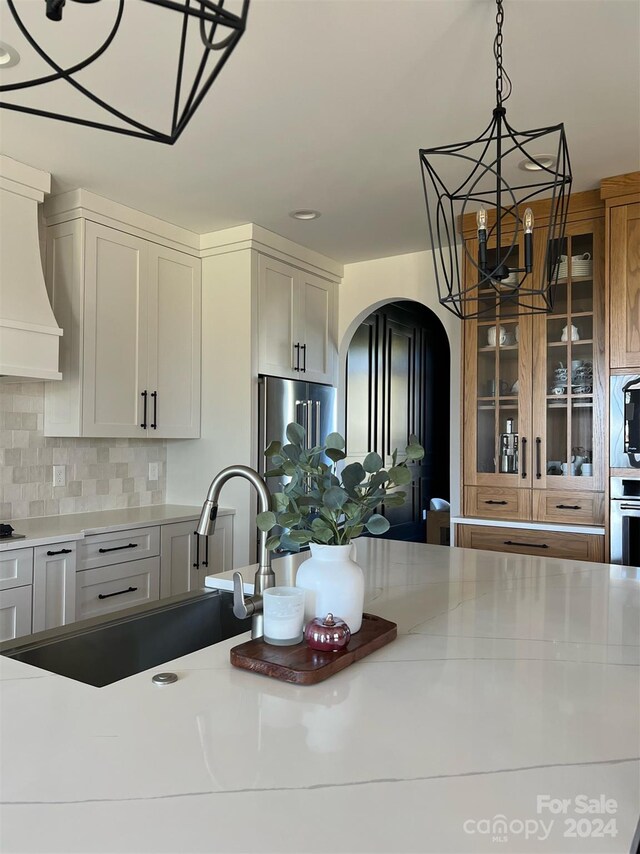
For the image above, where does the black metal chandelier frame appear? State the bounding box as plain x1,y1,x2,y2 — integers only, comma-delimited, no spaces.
0,0,250,144
419,0,572,320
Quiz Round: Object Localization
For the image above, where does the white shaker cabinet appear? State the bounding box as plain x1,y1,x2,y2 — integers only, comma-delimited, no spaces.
32,543,76,632
0,547,33,641
44,220,201,438
257,255,336,385
160,516,233,598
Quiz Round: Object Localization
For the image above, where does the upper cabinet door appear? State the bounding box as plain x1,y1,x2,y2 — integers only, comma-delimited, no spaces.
83,222,148,437
257,255,297,379
297,271,336,385
147,245,201,439
610,201,640,369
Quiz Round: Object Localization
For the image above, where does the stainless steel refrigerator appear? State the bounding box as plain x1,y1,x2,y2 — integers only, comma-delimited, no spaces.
257,375,337,495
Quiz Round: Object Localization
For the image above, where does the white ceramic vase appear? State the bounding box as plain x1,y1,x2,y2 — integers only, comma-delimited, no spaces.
295,542,365,634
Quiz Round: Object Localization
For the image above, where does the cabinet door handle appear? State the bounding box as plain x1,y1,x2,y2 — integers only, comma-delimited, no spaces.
98,586,138,600
46,548,72,556
150,391,158,429
193,532,200,568
485,500,507,505
140,390,148,429
556,504,581,510
301,343,307,372
521,437,527,479
535,437,542,480
98,543,138,554
503,540,549,549
293,343,300,371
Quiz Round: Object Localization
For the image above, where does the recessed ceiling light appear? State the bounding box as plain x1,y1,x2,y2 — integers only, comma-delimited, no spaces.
518,154,557,172
0,42,20,69
289,210,321,221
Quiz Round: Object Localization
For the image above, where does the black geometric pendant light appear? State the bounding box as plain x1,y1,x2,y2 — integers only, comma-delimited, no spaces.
419,0,572,319
0,0,249,144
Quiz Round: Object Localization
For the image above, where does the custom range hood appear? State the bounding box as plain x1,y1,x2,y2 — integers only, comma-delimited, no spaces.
0,156,62,381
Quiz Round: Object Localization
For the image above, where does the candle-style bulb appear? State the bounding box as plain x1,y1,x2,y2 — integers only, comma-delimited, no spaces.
477,206,488,233
523,208,534,234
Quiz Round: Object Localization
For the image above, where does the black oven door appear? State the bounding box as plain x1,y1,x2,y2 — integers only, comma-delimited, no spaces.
623,377,640,466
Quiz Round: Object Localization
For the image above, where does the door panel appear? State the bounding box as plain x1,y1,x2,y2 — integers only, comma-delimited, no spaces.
298,272,334,384
258,256,297,378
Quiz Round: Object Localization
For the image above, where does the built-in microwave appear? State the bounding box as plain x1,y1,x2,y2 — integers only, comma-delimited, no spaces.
610,375,640,468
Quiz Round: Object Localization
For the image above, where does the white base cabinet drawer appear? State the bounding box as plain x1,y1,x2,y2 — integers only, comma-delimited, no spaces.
0,586,32,641
0,548,33,591
77,526,160,571
76,557,160,620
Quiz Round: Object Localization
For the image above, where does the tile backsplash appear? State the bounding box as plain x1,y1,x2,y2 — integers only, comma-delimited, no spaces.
0,383,166,521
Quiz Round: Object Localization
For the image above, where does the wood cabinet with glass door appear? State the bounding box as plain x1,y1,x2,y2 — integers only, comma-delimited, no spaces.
461,190,606,535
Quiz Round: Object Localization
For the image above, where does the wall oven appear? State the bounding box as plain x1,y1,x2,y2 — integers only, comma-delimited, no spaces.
610,477,640,567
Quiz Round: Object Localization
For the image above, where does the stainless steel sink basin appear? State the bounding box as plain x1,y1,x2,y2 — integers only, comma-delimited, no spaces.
0,590,251,687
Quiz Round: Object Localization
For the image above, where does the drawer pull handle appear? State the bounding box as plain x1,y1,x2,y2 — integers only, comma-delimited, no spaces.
503,540,549,549
556,504,581,510
98,586,138,600
46,548,72,556
485,500,508,505
98,543,138,554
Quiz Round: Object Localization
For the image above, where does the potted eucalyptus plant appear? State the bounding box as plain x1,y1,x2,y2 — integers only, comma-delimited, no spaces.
257,422,424,633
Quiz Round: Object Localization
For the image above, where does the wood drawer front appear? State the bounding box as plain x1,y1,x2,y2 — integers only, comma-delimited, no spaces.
457,524,604,562
464,487,531,521
76,557,160,620
0,548,33,591
77,526,160,571
533,491,605,525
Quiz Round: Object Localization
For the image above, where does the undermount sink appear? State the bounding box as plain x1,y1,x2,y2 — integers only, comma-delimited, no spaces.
0,590,251,688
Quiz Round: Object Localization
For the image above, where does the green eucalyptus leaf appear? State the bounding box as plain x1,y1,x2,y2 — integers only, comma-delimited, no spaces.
323,486,349,510
405,441,425,460
392,448,398,466
287,530,313,544
279,532,301,553
363,452,383,473
341,462,366,490
266,535,282,551
272,492,290,512
388,465,412,486
286,422,305,445
325,432,345,450
264,440,282,458
283,443,301,463
368,471,389,490
383,493,407,507
256,510,277,532
264,467,285,478
282,461,297,477
365,513,390,535
349,524,364,539
326,448,347,463
278,512,302,527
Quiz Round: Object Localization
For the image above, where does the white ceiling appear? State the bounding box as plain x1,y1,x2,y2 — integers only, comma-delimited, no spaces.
0,0,638,264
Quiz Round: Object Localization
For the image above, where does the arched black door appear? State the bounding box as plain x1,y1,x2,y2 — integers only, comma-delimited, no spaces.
345,300,450,541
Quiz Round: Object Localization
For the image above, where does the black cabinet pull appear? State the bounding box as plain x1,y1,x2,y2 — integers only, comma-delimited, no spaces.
193,532,200,568
301,343,307,372
503,540,549,549
150,391,158,429
46,548,72,556
535,437,542,479
293,343,300,371
521,437,527,479
98,586,137,600
98,542,138,554
140,390,148,429
202,534,209,568
556,504,581,510
485,500,507,505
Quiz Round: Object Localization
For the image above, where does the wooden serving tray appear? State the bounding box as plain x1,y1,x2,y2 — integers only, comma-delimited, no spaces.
230,613,397,685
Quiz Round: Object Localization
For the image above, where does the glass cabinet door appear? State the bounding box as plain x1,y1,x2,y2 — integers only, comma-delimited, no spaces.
466,239,532,485
532,220,604,489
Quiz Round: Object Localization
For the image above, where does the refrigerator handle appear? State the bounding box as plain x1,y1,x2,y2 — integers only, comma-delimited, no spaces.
295,400,306,437
306,400,314,449
314,400,321,449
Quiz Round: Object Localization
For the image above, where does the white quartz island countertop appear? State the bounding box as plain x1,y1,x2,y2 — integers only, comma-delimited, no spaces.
1,539,639,853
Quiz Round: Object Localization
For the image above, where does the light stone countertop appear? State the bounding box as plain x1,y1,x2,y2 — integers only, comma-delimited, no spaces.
0,504,235,550
1,539,639,853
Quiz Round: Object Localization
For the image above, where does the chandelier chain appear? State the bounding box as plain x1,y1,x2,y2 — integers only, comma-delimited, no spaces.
494,0,512,107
